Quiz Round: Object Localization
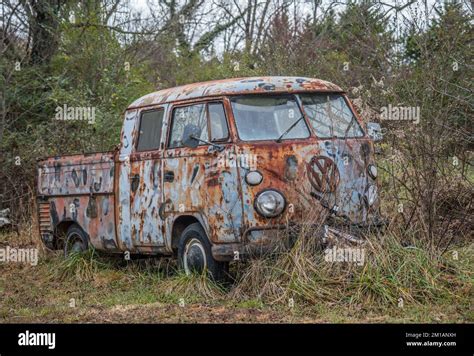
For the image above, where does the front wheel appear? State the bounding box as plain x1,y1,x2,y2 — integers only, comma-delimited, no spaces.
177,223,227,281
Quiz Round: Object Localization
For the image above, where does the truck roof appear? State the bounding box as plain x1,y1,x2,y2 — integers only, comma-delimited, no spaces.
127,76,344,109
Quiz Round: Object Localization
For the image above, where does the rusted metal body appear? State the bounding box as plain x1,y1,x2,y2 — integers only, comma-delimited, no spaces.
37,77,383,260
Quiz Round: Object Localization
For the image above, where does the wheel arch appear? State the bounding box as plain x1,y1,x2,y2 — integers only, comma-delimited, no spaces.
53,220,88,250
170,214,210,253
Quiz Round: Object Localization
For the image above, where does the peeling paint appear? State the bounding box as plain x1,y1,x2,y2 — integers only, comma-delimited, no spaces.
36,77,382,260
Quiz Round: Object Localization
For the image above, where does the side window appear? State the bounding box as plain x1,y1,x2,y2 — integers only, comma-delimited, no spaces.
208,103,229,141
136,109,164,151
169,104,208,148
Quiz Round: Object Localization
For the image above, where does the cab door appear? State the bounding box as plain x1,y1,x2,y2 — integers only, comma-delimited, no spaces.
128,108,166,249
162,100,243,245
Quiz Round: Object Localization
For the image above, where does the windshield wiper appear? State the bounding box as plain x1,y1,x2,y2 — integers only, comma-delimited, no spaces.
276,116,304,143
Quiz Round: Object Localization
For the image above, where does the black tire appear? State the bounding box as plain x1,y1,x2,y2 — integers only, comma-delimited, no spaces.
177,223,228,281
64,225,89,257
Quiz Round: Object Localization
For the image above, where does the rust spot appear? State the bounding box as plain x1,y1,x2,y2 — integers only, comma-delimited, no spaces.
93,177,102,192
360,142,371,162
82,169,87,185
71,169,80,187
190,165,199,184
86,196,98,218
131,174,139,192
50,201,59,226
284,155,298,181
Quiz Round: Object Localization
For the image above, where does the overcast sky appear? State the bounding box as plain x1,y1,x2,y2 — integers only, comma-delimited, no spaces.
125,0,456,55
128,0,447,19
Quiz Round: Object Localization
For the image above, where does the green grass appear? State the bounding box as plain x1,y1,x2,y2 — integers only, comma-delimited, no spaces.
51,248,108,281
235,298,265,309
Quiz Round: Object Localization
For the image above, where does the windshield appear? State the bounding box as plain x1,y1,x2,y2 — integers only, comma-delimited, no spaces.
230,95,310,141
299,94,364,138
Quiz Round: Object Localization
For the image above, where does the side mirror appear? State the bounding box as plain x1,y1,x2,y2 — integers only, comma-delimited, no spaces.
367,122,383,142
182,124,201,148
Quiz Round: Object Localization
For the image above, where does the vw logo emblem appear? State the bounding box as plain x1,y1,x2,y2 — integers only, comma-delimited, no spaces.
307,156,340,193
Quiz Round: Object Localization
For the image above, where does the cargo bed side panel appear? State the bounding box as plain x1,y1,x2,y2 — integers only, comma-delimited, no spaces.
38,153,114,196
37,152,117,250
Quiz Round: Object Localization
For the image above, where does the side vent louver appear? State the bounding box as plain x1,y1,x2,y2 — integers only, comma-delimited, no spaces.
38,202,52,234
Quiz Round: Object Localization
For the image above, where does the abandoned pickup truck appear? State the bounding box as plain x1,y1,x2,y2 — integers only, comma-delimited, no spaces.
37,76,383,279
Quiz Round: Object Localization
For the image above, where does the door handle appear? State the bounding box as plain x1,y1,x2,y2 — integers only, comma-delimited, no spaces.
164,171,174,182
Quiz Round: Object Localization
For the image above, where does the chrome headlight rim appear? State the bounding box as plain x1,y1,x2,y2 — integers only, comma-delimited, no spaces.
368,164,377,179
254,189,286,218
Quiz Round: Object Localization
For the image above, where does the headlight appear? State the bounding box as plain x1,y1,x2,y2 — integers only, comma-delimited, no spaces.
368,164,377,179
367,185,378,206
245,171,263,185
254,190,286,218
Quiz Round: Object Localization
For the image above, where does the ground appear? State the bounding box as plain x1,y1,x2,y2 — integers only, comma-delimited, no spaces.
0,244,471,323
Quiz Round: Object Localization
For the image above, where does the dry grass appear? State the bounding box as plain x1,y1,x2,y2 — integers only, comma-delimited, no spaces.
0,226,471,322
0,160,472,323
230,225,472,311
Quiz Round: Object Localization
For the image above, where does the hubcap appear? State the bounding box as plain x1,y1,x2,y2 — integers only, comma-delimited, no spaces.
68,234,85,254
183,238,206,275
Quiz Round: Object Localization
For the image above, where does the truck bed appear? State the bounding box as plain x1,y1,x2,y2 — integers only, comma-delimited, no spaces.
36,151,118,251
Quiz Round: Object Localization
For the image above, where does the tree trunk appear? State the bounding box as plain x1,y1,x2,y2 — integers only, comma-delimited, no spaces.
27,0,60,65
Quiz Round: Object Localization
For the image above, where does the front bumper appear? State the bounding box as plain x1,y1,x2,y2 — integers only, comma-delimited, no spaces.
211,217,387,261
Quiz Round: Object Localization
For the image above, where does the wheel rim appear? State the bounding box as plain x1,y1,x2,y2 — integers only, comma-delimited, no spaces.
183,238,206,275
68,233,85,254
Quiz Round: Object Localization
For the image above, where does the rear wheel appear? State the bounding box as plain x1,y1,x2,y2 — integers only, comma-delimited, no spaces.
64,225,89,257
178,223,227,281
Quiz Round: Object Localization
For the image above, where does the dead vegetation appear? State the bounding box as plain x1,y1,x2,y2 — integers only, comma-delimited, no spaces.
0,205,472,323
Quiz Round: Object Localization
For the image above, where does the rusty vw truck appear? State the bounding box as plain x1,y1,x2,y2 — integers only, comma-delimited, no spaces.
37,76,383,279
